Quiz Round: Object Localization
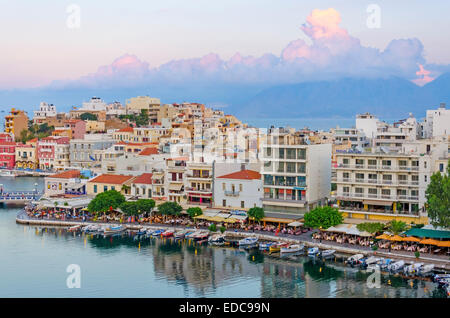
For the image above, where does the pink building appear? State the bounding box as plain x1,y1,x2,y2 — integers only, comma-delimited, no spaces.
0,141,17,169
0,133,14,142
64,119,86,139
37,136,70,170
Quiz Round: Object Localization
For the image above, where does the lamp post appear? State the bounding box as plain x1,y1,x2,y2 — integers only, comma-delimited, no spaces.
34,182,38,200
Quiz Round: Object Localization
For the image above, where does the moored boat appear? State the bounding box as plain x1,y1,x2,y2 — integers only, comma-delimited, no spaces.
0,170,17,177
161,229,174,237
68,225,82,232
360,256,381,268
259,242,275,251
320,249,336,258
174,229,189,239
193,230,209,241
104,225,125,235
307,247,320,256
269,243,284,253
388,260,405,272
404,263,424,275
345,254,364,266
280,244,304,253
208,234,225,246
238,237,258,246
150,229,165,236
420,264,435,275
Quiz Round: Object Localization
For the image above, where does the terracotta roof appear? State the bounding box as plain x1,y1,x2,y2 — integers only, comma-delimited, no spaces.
132,173,153,185
89,174,135,184
139,147,158,156
217,169,261,180
117,127,134,133
47,170,80,179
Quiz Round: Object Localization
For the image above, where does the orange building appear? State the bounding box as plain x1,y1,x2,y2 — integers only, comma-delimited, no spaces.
5,108,29,140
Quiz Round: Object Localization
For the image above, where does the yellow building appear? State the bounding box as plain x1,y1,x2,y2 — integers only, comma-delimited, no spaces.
5,108,29,140
85,120,106,133
15,143,38,169
86,174,135,196
126,96,160,123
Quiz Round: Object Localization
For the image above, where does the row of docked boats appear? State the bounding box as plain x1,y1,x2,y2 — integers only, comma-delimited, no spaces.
344,253,437,276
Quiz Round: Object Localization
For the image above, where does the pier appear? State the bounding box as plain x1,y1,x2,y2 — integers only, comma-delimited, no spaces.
0,191,41,204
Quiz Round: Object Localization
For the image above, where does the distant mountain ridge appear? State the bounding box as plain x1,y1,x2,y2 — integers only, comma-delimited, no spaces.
0,73,449,121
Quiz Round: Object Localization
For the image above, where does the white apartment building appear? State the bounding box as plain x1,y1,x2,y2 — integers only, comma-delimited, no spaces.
106,102,126,117
334,139,448,223
79,97,107,111
332,126,368,148
422,103,450,138
33,102,57,123
214,169,262,210
260,130,332,219
185,161,213,207
166,157,188,204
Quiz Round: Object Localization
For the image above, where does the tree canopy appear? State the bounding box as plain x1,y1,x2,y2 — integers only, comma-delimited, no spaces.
80,112,98,121
119,199,155,216
187,207,203,218
426,161,450,228
88,190,125,213
248,207,265,223
356,222,385,234
303,206,343,229
387,220,408,235
157,201,183,216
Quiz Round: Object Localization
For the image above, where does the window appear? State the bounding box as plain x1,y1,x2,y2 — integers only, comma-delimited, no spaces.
239,184,243,192
241,201,245,208
111,186,115,191
104,185,108,192
94,185,97,193
222,183,225,190
222,199,226,207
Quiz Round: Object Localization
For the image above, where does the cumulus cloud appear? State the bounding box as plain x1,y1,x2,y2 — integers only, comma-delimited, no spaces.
52,8,447,89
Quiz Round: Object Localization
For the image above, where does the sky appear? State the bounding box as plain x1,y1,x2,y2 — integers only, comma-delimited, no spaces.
1,0,449,89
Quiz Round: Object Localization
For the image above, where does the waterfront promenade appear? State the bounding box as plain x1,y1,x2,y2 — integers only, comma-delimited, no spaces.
16,209,450,272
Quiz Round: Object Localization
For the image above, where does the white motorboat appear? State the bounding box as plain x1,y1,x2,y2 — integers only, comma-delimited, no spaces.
346,254,364,266
379,258,393,270
361,256,381,268
320,249,336,258
280,244,304,253
103,225,125,235
208,234,225,246
0,170,17,177
404,263,424,275
388,260,405,272
307,247,320,256
238,237,258,246
174,229,189,239
420,264,435,275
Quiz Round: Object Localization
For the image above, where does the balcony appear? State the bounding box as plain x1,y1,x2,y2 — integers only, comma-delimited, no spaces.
186,187,212,194
224,190,240,197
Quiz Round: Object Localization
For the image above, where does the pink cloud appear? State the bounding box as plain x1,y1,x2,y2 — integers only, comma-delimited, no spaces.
412,64,435,86
301,8,349,40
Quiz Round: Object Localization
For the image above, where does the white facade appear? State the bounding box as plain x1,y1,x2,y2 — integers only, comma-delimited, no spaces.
422,103,450,138
214,174,262,210
34,102,57,122
356,113,379,139
80,97,107,111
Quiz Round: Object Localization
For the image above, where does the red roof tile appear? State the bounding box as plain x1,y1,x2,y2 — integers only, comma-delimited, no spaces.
217,169,261,180
132,173,153,185
139,147,158,156
47,170,80,179
89,174,135,184
117,127,134,133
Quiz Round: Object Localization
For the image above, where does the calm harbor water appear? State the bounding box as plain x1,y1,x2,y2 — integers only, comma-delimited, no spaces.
0,177,446,298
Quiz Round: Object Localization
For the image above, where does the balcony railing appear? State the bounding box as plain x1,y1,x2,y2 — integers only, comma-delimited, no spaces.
224,190,240,196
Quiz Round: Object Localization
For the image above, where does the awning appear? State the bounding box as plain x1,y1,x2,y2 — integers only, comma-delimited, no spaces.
435,241,450,247
325,224,372,237
169,183,183,191
404,228,450,239
363,200,393,206
288,221,303,227
260,217,294,224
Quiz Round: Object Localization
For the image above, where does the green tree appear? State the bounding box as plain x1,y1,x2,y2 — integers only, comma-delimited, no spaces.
248,207,265,224
136,199,155,214
219,226,226,233
88,190,126,213
387,220,408,235
119,201,139,216
80,113,98,121
303,206,343,229
356,222,385,235
157,201,183,218
187,207,203,218
426,162,450,228
208,223,217,232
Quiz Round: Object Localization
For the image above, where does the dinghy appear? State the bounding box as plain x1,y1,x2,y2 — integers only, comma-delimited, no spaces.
320,249,336,258
307,247,320,256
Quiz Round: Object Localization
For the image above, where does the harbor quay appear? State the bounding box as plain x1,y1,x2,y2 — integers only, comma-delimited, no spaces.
15,209,450,272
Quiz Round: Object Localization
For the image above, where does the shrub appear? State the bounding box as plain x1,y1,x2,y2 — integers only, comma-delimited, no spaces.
219,226,226,233
208,223,217,232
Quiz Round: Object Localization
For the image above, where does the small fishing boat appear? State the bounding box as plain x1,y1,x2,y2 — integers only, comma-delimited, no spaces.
379,258,393,271
185,230,200,239
280,244,303,253
432,274,450,283
68,225,82,232
269,243,284,253
360,256,381,268
404,263,424,275
150,229,165,236
193,231,209,241
104,225,125,235
174,229,189,239
259,242,275,251
388,260,405,272
82,224,100,233
437,278,450,288
307,247,320,256
320,249,336,258
208,234,225,246
345,254,364,266
419,264,435,275
161,229,174,237
238,237,258,246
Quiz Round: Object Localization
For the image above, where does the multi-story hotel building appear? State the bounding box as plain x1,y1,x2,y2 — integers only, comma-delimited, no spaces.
5,108,28,140
166,157,188,204
185,161,213,207
334,139,448,223
260,129,332,219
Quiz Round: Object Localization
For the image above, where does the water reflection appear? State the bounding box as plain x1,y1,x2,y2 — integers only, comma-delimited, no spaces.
26,226,447,298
